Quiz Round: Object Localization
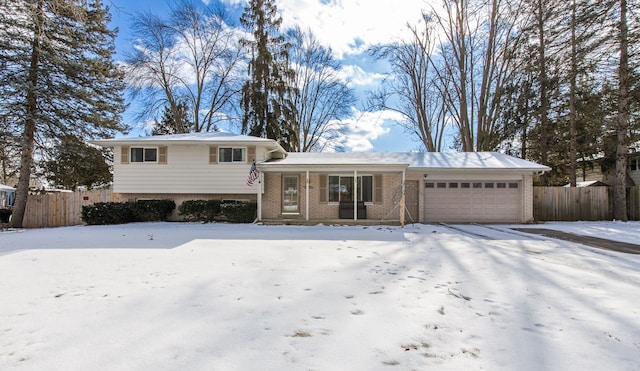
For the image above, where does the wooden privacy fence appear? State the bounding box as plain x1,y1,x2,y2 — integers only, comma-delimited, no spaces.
23,189,122,228
534,186,640,221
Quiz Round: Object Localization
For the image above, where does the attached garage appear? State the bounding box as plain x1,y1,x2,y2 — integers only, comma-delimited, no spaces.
423,180,522,223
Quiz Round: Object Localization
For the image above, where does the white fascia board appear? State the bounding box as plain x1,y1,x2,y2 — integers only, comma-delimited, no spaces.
258,163,409,173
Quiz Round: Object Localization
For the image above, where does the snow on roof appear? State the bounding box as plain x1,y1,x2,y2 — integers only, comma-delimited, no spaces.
264,152,550,171
564,180,609,187
91,132,281,146
0,184,15,191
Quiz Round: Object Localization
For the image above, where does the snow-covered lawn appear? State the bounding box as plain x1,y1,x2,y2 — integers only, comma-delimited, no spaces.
1,221,639,370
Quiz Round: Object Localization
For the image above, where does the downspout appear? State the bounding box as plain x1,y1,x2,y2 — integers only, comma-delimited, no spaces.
354,170,358,221
305,170,309,221
257,171,262,221
400,170,406,227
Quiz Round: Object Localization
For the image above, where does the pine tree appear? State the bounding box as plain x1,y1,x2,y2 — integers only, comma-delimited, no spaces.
0,0,126,227
40,136,112,190
240,0,297,151
152,101,193,135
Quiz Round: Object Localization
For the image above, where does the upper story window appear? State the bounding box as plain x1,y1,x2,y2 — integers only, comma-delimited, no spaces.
219,147,245,162
131,147,157,162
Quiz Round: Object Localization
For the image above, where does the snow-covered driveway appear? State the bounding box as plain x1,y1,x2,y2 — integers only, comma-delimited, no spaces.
1,222,639,370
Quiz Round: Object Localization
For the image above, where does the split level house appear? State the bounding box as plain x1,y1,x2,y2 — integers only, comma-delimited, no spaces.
91,132,550,224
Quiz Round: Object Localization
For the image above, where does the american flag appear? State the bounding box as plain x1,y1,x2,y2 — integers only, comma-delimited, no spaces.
247,160,259,186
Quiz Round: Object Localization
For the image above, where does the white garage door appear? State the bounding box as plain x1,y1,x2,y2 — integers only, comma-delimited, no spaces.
424,181,521,223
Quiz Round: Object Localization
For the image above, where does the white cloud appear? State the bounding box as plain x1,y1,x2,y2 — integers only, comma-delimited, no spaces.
332,108,405,152
221,0,429,59
339,64,386,87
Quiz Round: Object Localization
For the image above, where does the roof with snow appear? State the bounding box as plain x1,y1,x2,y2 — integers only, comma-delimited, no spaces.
0,184,15,191
91,132,283,147
261,152,550,171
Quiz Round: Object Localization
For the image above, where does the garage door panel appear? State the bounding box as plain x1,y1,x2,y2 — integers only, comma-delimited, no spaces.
424,181,520,223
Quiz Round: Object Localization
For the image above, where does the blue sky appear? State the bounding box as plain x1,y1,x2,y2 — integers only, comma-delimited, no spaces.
106,0,434,152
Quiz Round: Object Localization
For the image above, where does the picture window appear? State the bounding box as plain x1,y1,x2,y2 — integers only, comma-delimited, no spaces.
328,175,373,202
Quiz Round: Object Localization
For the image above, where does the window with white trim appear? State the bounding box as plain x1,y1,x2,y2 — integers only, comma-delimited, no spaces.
131,147,157,162
219,147,245,162
328,175,373,202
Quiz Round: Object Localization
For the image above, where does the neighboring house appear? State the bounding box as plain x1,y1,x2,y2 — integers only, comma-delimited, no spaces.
0,184,15,223
92,132,550,224
575,151,640,186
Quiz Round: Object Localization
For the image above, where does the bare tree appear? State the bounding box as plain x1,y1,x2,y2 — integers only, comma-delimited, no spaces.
288,27,355,152
369,17,448,152
126,0,245,133
430,0,526,151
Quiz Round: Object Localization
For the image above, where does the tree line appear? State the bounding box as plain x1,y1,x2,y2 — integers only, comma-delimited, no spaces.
371,0,638,220
0,0,637,227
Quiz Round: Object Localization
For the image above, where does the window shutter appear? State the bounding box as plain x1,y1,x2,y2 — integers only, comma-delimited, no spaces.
209,146,217,164
120,146,129,164
319,174,327,203
247,146,256,163
158,146,167,164
374,174,383,203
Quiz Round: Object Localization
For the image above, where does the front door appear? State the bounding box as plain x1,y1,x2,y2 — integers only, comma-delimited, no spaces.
282,175,299,213
404,180,419,223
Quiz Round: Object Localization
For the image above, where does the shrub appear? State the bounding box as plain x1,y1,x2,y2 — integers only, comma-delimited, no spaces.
81,202,134,225
129,199,175,222
221,202,257,223
82,199,175,225
178,200,221,222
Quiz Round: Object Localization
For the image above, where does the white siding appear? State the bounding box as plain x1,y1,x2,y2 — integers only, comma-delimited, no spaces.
113,144,266,194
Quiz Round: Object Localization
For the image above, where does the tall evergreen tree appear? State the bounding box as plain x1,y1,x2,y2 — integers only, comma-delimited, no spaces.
152,101,193,135
40,136,112,190
0,0,126,227
240,0,296,151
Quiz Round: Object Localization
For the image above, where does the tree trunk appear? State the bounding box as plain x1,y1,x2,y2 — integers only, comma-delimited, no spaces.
10,0,43,228
568,0,578,187
614,0,629,221
536,0,550,186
